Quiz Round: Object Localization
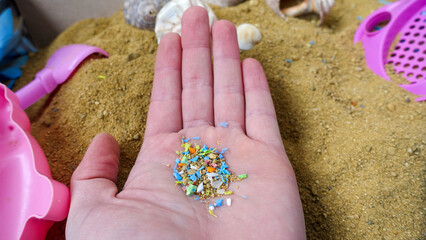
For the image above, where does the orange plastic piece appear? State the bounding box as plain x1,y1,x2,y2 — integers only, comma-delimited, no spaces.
189,148,195,154
178,163,185,167
207,167,216,173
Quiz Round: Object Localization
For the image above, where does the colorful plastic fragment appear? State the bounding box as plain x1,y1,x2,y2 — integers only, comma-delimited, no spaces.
173,137,248,216
238,174,247,179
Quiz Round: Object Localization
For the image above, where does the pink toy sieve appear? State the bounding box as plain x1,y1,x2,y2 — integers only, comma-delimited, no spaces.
354,0,426,102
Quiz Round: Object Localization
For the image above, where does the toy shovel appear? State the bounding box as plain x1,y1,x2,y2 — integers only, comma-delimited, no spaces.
16,44,109,109
0,44,108,240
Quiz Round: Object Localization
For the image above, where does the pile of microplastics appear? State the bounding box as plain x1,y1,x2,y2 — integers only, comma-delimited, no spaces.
172,137,247,217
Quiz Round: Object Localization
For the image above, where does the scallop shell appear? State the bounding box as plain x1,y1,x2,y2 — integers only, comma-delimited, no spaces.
202,0,245,7
155,0,217,43
236,23,262,51
124,0,170,30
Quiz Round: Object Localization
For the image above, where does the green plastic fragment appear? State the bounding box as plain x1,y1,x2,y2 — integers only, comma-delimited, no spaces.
181,156,188,164
186,184,197,196
238,174,247,179
98,75,105,79
182,143,191,152
224,191,233,195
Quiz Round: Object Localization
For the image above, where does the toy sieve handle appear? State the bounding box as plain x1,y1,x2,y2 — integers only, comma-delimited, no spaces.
15,67,57,109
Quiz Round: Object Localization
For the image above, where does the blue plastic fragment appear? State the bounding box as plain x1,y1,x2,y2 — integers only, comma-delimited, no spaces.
219,122,228,128
193,137,200,140
196,171,201,178
202,145,208,151
182,151,189,155
285,59,293,63
241,195,248,199
204,156,210,160
195,196,199,200
220,148,227,154
190,156,199,162
357,16,363,20
220,175,224,182
218,154,223,159
378,0,390,5
310,41,315,45
198,166,205,170
175,158,180,164
361,105,365,108
214,199,223,207
189,174,197,181
323,59,327,63
173,173,183,181
182,138,190,143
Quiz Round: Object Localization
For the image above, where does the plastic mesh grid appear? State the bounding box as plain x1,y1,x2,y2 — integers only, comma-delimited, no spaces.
388,8,426,83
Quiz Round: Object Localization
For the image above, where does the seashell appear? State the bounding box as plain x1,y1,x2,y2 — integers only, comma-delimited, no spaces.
202,0,245,7
266,0,335,25
155,0,217,43
123,0,170,30
236,23,262,51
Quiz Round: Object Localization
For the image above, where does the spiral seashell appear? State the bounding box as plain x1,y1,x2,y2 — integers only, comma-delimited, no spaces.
266,0,335,25
155,0,217,43
124,0,171,30
236,23,262,51
202,0,245,7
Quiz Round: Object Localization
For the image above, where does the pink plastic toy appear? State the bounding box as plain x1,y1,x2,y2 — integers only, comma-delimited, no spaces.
16,44,109,109
354,0,426,102
0,44,108,239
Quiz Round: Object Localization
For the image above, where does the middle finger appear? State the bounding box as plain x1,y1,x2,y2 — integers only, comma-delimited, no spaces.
181,7,214,128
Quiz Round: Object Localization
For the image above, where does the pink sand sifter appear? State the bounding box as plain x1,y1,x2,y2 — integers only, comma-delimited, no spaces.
354,0,426,102
0,44,108,239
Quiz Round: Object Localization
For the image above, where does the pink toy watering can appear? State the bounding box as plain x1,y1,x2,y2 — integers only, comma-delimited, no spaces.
0,44,108,239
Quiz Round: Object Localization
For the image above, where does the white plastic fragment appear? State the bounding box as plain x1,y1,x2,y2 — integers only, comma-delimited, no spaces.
197,182,204,193
206,173,219,178
190,165,198,170
226,198,232,206
209,205,215,211
211,180,223,189
217,189,225,195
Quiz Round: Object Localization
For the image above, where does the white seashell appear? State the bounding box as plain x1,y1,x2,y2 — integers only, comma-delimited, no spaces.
202,0,245,7
236,23,262,51
155,0,217,43
124,0,170,30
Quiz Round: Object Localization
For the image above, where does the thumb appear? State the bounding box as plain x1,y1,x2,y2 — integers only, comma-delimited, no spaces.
71,133,120,200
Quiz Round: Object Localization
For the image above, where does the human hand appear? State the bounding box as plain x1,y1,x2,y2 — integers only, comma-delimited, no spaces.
66,6,305,240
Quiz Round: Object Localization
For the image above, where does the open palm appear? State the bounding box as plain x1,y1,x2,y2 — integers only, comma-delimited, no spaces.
66,7,305,240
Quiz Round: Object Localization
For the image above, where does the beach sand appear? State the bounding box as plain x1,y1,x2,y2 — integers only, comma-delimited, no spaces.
15,0,425,238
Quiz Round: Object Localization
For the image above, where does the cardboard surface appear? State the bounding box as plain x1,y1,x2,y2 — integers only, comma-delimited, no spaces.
15,0,123,47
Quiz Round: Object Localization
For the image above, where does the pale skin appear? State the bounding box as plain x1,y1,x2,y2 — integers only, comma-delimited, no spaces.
66,7,305,240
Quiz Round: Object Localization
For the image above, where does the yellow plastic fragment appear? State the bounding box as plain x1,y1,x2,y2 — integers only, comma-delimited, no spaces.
209,209,217,218
175,181,182,185
224,191,233,195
